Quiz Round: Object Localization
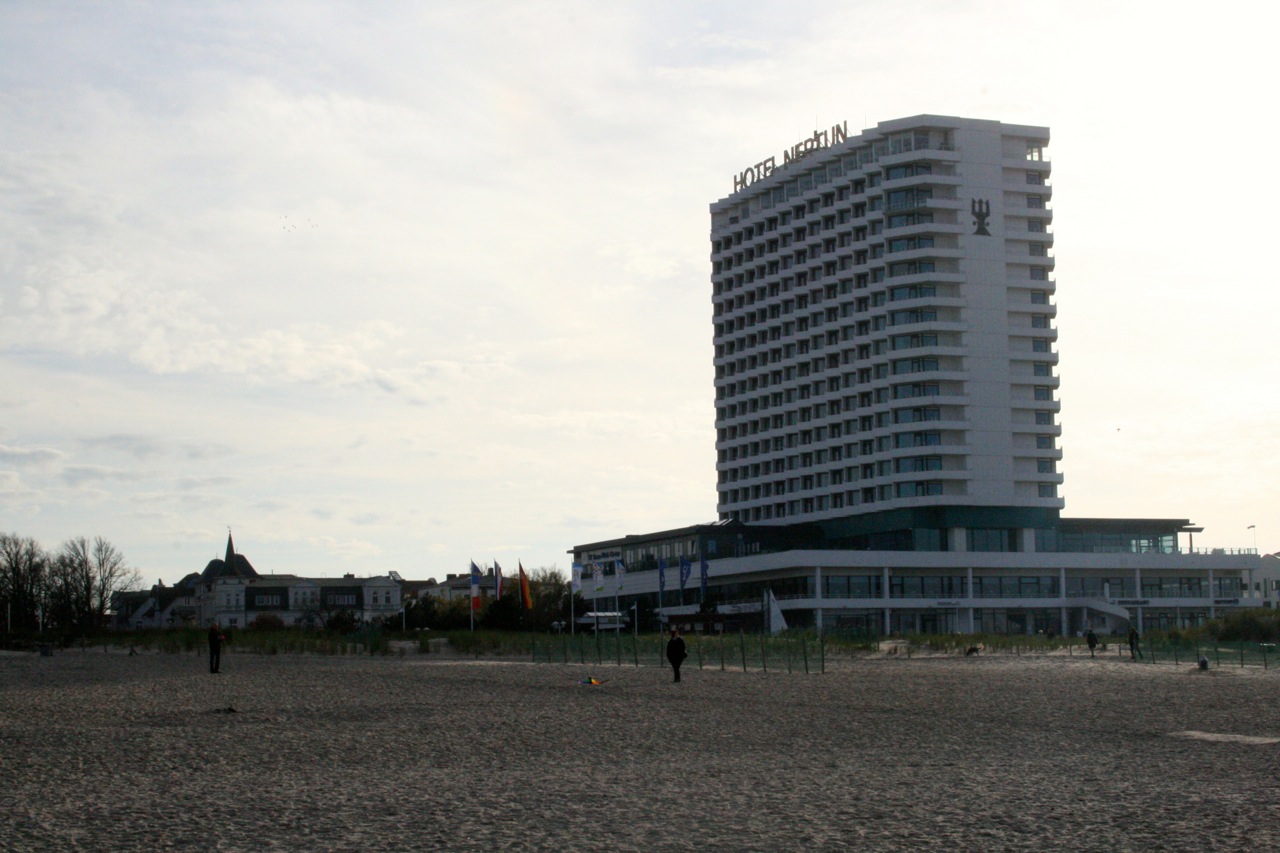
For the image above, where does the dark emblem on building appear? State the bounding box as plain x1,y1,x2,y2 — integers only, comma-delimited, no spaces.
971,198,991,236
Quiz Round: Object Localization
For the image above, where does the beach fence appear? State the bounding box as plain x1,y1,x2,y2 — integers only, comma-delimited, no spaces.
1131,637,1278,669
532,631,827,674
528,630,1280,673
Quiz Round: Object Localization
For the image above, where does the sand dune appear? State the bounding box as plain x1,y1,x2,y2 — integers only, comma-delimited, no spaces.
2,647,1277,851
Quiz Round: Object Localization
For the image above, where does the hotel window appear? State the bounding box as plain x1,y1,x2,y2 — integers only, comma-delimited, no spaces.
1033,362,1052,377
968,528,1016,552
1037,459,1056,474
892,382,940,399
890,308,938,325
1032,338,1051,353
1036,435,1055,450
1028,219,1045,233
1027,195,1044,209
1029,243,1046,257
887,211,934,229
1031,314,1049,329
1030,290,1048,305
894,431,942,448
887,236,935,253
888,261,935,277
894,406,941,423
1025,171,1044,185
892,358,939,375
895,481,944,498
895,455,943,473
1038,484,1057,498
1034,410,1054,425
891,334,938,350
889,284,937,302
1033,386,1054,401
1030,267,1048,280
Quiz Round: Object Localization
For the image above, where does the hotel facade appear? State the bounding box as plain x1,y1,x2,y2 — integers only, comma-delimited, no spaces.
572,115,1259,636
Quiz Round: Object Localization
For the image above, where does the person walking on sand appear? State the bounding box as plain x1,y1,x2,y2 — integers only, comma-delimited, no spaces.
666,628,687,683
1127,626,1143,661
208,623,224,674
1085,628,1098,658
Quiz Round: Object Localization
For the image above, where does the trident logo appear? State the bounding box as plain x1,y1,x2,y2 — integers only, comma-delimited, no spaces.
971,198,991,236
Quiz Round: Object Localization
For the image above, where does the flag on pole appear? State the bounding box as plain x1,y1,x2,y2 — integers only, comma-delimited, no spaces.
494,561,504,599
571,562,583,593
700,556,709,600
679,557,691,591
766,589,788,635
592,562,604,593
469,561,483,612
518,562,533,610
658,558,667,599
614,559,626,593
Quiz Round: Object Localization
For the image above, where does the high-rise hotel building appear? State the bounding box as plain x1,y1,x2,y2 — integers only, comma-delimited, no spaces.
711,116,1059,539
571,115,1260,637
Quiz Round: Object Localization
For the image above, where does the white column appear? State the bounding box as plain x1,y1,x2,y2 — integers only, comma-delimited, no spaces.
815,565,824,635
1059,566,1068,635
966,566,976,633
1208,568,1215,619
882,566,891,635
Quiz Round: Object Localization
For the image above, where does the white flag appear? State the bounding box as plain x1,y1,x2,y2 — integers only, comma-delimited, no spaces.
615,560,626,592
571,562,583,593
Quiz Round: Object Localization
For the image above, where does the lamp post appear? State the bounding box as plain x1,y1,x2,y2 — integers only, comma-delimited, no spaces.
1248,525,1259,600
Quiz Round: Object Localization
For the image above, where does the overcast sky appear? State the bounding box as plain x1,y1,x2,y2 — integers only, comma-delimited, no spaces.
2,1,1276,585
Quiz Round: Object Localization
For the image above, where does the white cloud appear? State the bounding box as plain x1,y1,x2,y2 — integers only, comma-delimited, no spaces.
0,0,1276,580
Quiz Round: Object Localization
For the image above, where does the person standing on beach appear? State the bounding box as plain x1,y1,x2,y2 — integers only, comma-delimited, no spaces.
1085,628,1098,658
208,623,224,674
1127,626,1143,661
666,628,687,683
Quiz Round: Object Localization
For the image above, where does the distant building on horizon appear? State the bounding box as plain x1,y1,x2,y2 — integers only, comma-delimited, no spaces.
112,532,402,630
572,114,1261,637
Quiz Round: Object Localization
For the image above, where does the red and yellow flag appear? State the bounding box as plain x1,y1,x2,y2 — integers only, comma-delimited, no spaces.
518,562,533,610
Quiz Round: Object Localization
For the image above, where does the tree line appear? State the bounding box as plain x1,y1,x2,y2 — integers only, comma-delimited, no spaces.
0,533,141,636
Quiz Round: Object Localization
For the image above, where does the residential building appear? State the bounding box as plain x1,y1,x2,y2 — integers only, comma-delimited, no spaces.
112,533,403,630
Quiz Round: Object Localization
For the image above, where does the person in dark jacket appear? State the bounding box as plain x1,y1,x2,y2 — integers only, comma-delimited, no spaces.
666,628,687,683
1127,626,1143,661
208,623,224,673
1085,628,1098,658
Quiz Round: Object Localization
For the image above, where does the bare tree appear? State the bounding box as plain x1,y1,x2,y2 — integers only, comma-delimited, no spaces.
0,534,50,633
91,537,139,628
49,537,93,632
48,537,142,632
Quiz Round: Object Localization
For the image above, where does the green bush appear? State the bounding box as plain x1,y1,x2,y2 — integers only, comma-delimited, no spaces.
1206,610,1280,643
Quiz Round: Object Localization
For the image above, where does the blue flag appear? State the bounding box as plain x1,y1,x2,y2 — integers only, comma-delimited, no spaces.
679,557,691,591
700,557,709,600
658,558,666,598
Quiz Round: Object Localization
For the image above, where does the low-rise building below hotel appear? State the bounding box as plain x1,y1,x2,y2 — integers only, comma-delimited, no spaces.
112,533,404,630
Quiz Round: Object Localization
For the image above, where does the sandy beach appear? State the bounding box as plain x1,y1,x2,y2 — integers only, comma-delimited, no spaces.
2,646,1278,852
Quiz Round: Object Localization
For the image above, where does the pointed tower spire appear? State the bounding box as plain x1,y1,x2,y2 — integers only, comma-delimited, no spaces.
226,528,235,564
